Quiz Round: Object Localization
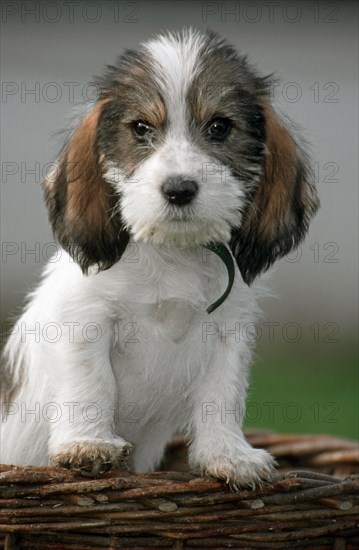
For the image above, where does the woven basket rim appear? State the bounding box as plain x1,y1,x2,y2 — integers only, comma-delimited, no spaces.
1,430,358,549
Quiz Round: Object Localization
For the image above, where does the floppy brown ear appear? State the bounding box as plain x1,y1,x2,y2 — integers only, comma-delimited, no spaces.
231,100,319,284
42,102,129,273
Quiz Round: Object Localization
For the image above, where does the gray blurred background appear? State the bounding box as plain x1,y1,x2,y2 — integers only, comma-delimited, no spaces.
1,1,358,437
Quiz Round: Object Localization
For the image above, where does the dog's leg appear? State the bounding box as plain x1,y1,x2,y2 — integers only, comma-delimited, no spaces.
188,339,276,489
47,328,133,476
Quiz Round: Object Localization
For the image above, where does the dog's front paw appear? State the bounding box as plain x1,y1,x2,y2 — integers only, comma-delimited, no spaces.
49,438,133,477
198,447,277,490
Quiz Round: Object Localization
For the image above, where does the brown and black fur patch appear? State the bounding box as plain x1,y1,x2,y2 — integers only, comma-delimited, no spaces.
187,35,268,188
96,48,167,175
231,100,319,284
43,100,129,273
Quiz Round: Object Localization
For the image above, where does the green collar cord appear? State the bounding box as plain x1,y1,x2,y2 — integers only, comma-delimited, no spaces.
203,243,235,314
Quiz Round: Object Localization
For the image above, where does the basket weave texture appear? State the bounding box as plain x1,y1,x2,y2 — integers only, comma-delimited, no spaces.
0,430,358,549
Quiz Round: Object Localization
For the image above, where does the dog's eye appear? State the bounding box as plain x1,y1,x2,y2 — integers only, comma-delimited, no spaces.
206,118,232,142
133,120,153,138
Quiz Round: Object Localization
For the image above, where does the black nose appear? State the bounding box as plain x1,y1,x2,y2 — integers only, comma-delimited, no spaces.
161,176,198,206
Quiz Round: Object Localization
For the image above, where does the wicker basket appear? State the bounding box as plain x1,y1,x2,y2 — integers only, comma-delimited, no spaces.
1,430,358,549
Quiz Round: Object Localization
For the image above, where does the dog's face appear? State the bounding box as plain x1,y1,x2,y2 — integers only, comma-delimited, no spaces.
103,32,266,250
43,29,319,283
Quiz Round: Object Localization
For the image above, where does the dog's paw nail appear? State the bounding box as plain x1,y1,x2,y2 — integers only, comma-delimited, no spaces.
99,461,113,473
122,444,133,457
58,460,71,470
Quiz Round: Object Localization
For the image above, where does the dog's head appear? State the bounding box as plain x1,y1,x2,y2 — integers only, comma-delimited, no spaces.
43,29,319,284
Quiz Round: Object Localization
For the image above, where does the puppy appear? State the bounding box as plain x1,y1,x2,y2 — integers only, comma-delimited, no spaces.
0,29,319,488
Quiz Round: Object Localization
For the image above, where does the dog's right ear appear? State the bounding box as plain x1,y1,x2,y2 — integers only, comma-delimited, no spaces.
42,101,129,273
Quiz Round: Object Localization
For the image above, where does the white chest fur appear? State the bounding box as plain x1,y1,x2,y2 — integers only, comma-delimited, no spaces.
1,240,261,475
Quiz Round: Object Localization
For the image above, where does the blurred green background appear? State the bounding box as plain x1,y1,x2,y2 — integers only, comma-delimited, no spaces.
247,343,357,440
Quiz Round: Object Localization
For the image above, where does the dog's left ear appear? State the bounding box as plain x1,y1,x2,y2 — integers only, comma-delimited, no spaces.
230,100,319,284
